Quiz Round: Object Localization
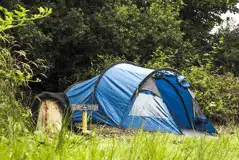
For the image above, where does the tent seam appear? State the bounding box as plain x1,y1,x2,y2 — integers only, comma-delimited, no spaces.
91,61,139,103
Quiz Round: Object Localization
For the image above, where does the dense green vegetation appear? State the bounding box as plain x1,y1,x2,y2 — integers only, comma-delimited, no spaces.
0,4,51,136
0,128,239,160
0,1,239,159
1,0,237,123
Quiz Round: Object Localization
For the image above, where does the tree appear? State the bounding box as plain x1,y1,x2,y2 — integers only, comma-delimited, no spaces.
3,0,239,92
180,0,238,45
10,0,183,92
212,24,239,75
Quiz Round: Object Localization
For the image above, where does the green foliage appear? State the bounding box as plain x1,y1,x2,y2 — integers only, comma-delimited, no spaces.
145,47,176,69
184,66,239,124
0,5,51,136
0,5,51,32
0,0,238,124
146,50,239,124
0,5,51,85
63,54,127,88
93,0,182,60
0,129,239,159
178,0,238,74
89,54,127,76
0,3,239,159
9,0,183,91
180,0,238,45
212,25,239,76
15,4,89,90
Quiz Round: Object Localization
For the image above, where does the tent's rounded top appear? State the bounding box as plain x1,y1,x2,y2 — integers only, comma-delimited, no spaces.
65,61,183,102
129,67,184,102
113,63,154,75
137,68,182,88
93,61,154,88
91,61,154,102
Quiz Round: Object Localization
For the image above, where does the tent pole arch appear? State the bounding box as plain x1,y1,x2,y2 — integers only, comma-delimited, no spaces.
130,68,182,101
128,68,194,132
66,61,194,131
91,61,139,103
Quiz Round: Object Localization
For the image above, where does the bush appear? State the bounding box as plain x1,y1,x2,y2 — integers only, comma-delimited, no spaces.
146,48,239,124
184,66,239,124
0,5,51,136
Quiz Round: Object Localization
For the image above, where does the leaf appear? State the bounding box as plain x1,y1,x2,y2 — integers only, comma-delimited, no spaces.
14,10,25,17
38,7,45,14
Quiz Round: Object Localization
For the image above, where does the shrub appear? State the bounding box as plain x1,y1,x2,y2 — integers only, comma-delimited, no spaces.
184,66,239,124
146,48,239,124
0,5,51,136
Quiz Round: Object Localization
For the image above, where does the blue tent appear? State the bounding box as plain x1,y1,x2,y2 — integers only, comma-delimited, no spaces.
65,62,216,135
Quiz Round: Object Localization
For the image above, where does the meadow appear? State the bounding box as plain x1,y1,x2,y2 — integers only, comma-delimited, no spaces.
0,125,239,160
0,3,239,160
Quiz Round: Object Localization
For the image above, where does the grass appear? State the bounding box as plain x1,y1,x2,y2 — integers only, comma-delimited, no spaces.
0,125,239,160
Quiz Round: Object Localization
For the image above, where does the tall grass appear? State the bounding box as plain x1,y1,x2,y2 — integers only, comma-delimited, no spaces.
0,127,238,160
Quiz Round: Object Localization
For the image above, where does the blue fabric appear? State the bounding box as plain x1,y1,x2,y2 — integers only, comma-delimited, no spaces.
66,63,153,126
67,75,99,104
155,77,194,129
193,117,217,134
65,63,216,134
95,63,153,125
66,75,117,125
120,90,181,134
194,121,217,134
